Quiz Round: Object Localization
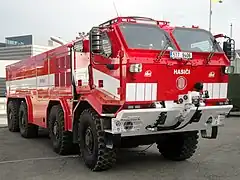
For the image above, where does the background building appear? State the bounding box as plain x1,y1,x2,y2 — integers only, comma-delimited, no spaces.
0,34,56,97
5,35,33,46
0,43,6,47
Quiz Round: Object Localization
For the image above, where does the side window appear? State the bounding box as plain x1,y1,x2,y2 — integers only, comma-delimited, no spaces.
74,40,83,52
102,32,112,57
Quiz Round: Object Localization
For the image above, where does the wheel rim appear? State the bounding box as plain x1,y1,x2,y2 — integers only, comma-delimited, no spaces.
8,110,12,124
85,127,94,154
21,115,26,128
53,121,60,141
9,111,13,120
19,111,26,130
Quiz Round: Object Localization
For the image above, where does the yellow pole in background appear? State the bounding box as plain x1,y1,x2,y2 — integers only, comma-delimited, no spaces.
209,0,223,32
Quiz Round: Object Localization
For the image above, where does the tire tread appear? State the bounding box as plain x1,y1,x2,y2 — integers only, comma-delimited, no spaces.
157,131,199,161
79,108,117,171
49,104,77,155
7,100,20,132
19,101,38,138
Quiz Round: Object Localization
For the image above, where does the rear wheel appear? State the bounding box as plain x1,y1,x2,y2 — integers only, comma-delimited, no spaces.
156,131,199,161
7,100,19,132
78,108,117,171
19,101,38,138
49,104,77,155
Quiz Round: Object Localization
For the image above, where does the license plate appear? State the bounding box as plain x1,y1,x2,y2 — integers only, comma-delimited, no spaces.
170,51,192,60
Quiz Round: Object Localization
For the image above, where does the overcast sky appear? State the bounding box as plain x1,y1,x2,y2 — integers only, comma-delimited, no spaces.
0,0,239,48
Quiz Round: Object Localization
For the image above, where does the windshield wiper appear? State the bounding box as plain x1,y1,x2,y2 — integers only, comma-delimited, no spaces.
155,35,172,62
206,39,218,64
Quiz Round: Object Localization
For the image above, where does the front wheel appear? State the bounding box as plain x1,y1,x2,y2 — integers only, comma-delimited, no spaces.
78,108,117,171
156,131,199,161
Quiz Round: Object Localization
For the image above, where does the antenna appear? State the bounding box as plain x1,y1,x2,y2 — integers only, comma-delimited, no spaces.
230,23,233,38
113,1,119,17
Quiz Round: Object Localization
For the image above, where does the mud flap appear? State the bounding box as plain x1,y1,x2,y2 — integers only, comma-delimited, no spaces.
200,126,218,139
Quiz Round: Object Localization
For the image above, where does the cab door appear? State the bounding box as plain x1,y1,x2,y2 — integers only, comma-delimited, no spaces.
90,29,121,100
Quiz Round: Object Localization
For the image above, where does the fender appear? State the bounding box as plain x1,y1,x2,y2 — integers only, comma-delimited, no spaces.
73,88,121,122
72,94,103,143
59,98,72,131
72,94,103,123
72,90,122,141
25,96,34,123
72,91,108,130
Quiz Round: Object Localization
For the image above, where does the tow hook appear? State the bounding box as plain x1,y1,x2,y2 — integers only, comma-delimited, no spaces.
201,126,218,139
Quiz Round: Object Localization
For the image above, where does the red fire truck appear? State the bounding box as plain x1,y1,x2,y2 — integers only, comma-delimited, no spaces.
6,16,235,171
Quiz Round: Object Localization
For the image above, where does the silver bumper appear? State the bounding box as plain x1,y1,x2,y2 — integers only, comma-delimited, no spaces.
105,105,232,137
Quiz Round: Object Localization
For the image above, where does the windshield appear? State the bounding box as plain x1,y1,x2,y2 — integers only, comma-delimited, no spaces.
119,23,176,50
172,27,222,52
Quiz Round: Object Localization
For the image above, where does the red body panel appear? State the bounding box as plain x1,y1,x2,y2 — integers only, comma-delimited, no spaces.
123,51,229,101
6,45,73,129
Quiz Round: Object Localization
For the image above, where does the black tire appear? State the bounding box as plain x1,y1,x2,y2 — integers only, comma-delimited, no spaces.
49,104,77,155
7,100,20,132
156,131,199,161
19,101,39,138
79,108,117,171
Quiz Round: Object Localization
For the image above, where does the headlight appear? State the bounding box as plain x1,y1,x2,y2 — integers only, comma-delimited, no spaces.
129,63,142,72
224,66,234,74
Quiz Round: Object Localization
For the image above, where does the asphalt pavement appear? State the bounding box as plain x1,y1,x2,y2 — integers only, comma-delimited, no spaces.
0,116,7,127
0,115,240,180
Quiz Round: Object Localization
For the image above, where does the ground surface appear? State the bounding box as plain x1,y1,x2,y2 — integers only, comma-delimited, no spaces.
0,116,7,126
0,115,240,180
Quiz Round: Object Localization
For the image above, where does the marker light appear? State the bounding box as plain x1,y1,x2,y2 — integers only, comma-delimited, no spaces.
224,66,234,74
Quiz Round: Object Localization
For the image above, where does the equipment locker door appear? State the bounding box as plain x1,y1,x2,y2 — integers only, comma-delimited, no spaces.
33,55,48,125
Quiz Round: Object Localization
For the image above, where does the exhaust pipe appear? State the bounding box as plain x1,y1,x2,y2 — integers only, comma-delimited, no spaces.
50,36,67,45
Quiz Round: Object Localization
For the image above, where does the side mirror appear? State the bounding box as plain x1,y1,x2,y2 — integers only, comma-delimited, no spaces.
223,38,236,61
89,27,103,54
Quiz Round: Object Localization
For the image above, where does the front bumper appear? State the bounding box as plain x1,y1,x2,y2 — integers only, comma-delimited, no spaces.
105,104,232,137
